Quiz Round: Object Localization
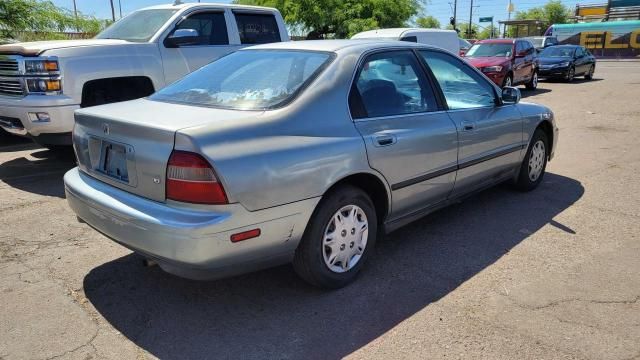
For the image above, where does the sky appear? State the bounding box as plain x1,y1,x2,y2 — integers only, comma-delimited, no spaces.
51,0,581,34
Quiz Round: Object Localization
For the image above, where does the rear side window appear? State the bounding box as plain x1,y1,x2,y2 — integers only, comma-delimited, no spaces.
419,50,496,110
174,12,228,45
234,13,281,44
350,50,437,119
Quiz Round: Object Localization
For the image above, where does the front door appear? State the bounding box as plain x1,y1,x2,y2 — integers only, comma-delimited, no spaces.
418,50,524,197
159,10,241,84
351,50,459,220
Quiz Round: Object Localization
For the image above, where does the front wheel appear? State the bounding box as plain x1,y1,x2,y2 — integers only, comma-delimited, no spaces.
585,65,595,80
525,71,538,90
565,66,575,82
514,129,548,191
293,185,377,289
502,74,513,88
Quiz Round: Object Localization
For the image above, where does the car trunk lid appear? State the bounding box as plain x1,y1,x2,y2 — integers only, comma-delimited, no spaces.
73,98,262,202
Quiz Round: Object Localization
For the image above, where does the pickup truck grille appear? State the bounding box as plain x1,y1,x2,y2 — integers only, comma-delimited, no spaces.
0,59,19,74
0,79,25,96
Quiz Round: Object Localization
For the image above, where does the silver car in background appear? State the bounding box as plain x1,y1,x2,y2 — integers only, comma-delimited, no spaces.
64,40,558,288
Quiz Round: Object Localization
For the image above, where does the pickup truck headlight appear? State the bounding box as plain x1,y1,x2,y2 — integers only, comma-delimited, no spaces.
26,78,61,93
482,65,503,73
24,60,59,74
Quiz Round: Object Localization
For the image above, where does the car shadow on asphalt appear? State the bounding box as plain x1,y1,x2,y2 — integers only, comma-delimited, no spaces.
83,172,584,360
0,148,76,198
520,88,552,98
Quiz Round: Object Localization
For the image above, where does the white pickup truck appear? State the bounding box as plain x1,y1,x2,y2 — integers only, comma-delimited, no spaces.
0,2,288,147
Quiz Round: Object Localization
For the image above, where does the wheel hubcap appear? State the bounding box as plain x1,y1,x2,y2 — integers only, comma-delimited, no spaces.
528,140,546,182
322,205,368,273
505,77,512,87
568,68,574,80
532,73,538,88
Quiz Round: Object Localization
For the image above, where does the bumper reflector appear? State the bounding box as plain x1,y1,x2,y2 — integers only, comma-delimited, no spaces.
230,228,261,243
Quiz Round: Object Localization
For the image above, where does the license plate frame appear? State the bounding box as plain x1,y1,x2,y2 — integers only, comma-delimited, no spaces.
90,137,137,186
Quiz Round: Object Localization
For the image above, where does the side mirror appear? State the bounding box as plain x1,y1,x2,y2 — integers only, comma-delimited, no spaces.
164,28,200,48
502,86,521,104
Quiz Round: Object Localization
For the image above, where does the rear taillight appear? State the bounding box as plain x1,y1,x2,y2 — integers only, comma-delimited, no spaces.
166,151,228,204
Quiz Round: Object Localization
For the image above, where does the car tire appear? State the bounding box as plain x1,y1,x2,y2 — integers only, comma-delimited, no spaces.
514,129,548,192
293,185,377,289
585,65,595,80
502,74,513,88
565,66,575,82
525,71,538,90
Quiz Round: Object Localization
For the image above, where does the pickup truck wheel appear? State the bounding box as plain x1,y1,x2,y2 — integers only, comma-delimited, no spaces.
293,185,377,289
525,71,538,90
514,129,548,192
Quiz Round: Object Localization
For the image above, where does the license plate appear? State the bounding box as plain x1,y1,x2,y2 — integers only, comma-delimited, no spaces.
100,141,129,182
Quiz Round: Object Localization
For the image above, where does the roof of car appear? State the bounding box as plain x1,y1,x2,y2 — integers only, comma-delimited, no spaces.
477,38,516,44
548,44,580,48
140,2,278,12
246,39,436,53
352,28,457,38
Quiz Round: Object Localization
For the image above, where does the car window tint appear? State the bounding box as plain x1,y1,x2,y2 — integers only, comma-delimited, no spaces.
234,13,280,44
175,12,228,45
419,50,496,110
151,50,330,109
352,51,436,118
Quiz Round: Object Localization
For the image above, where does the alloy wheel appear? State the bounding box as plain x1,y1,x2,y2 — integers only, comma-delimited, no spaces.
322,205,369,273
528,140,546,182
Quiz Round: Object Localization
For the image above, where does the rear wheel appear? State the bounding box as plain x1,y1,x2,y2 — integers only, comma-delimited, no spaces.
585,65,595,80
525,71,538,90
293,185,377,289
514,129,548,191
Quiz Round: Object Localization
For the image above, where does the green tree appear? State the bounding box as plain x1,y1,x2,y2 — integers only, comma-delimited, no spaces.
446,22,479,38
514,0,572,25
234,0,422,39
416,15,440,29
477,25,500,39
0,0,106,40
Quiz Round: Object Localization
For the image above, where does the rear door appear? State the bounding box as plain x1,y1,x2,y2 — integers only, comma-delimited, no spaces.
513,41,528,83
351,50,459,220
418,50,523,197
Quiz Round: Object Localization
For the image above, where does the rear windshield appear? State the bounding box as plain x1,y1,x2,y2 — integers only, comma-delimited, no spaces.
151,50,332,110
466,43,513,57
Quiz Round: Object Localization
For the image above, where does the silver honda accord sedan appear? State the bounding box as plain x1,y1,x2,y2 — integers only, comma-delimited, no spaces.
64,40,558,288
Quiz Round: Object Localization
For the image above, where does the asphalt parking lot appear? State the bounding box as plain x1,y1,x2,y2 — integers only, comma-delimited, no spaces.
1,62,639,360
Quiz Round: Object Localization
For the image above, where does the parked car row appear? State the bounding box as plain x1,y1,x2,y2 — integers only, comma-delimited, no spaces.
1,4,564,288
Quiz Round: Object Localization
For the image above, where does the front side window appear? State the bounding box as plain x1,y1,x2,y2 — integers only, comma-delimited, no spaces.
96,9,178,42
234,13,280,44
151,50,331,110
419,50,496,110
351,51,437,119
173,12,228,45
466,43,513,58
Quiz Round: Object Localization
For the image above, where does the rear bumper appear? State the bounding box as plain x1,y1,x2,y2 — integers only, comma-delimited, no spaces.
64,167,320,280
0,95,78,138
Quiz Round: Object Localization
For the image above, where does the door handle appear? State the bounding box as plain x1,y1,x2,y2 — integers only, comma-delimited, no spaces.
374,134,397,147
461,122,476,131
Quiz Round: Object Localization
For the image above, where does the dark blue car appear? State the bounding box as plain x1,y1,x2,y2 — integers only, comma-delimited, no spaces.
538,45,596,82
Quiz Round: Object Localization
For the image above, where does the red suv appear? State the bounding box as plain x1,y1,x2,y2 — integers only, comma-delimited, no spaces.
463,38,539,89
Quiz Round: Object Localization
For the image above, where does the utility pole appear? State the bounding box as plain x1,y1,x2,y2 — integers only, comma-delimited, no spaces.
118,0,123,18
453,0,457,32
72,0,79,32
109,0,116,22
468,0,474,38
